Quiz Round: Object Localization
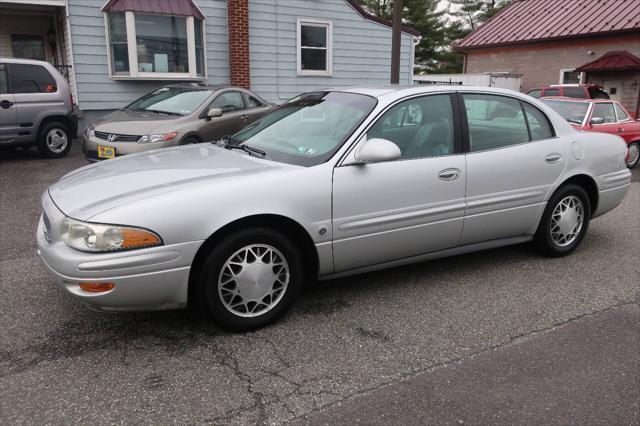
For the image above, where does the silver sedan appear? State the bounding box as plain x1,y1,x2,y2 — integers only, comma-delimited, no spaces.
37,86,632,330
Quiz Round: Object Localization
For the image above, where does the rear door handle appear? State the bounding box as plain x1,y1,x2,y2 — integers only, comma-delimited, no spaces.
438,168,461,181
241,114,249,120
616,127,624,133
0,99,13,109
545,153,562,164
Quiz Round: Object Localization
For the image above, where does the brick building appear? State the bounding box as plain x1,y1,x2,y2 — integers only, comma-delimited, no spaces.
455,0,640,116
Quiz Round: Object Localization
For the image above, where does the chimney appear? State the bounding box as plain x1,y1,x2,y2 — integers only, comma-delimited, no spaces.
227,0,251,89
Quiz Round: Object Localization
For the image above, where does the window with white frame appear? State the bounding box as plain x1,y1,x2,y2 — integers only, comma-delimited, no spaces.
559,68,583,84
105,12,205,79
297,19,332,76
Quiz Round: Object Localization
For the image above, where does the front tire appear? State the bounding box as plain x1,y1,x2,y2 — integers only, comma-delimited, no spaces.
627,142,639,169
535,184,591,257
37,121,72,158
195,228,304,331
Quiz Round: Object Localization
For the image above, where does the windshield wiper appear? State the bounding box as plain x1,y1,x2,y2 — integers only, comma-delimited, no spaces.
214,137,266,158
132,108,182,116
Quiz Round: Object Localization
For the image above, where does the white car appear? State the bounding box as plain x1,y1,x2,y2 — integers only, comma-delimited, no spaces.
37,86,632,330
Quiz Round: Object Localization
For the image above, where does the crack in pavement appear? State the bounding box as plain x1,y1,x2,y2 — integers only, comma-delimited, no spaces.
286,298,640,424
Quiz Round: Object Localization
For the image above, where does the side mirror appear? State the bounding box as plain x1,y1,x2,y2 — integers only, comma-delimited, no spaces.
206,107,223,118
590,117,605,125
354,138,401,164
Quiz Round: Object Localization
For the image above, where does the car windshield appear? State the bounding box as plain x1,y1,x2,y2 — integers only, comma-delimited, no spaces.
542,99,590,124
229,91,377,166
125,87,213,116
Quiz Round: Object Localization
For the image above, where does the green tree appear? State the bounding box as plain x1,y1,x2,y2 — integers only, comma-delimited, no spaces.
449,0,511,31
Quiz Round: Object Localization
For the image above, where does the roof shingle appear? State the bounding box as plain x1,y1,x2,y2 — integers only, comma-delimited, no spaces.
455,0,640,50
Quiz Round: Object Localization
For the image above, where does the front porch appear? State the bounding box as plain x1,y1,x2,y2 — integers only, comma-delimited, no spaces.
0,0,75,101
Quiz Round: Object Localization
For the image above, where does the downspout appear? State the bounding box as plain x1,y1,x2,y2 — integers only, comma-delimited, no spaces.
64,0,80,110
275,0,287,101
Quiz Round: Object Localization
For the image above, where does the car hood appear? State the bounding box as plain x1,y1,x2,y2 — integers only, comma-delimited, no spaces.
93,109,181,135
49,145,297,220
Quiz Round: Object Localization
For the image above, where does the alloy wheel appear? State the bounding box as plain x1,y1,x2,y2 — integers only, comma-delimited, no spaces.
46,128,68,154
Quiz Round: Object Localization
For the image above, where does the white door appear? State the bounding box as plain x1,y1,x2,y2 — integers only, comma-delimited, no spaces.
461,93,566,245
332,93,466,272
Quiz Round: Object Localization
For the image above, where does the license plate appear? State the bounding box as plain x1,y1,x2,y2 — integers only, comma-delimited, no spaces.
97,146,115,159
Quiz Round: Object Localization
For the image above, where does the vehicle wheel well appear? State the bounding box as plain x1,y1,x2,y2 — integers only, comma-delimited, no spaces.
39,116,72,135
558,174,598,214
181,133,202,144
187,214,319,306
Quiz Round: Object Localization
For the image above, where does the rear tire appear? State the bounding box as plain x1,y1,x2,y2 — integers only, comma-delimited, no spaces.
36,121,71,158
627,142,639,169
535,184,591,257
195,228,304,331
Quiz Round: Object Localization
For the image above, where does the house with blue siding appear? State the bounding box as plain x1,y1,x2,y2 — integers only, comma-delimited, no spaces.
0,0,419,125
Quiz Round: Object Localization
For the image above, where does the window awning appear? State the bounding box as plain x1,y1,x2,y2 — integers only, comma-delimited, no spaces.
576,51,640,72
102,0,204,20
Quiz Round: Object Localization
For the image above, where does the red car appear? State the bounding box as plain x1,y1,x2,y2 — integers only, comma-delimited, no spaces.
528,84,609,100
542,97,640,168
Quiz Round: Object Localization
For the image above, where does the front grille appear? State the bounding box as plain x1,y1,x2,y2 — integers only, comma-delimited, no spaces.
94,131,141,142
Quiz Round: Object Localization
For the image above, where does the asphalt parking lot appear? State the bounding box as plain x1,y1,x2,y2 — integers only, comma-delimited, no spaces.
1,142,639,424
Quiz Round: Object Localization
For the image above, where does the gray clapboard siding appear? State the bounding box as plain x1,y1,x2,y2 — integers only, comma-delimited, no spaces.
67,0,229,111
249,0,415,102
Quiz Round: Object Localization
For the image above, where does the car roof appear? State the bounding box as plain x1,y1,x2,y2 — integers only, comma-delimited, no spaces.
328,85,532,101
0,57,54,66
541,96,617,104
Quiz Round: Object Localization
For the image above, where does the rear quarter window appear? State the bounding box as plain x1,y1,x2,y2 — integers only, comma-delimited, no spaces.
9,63,57,94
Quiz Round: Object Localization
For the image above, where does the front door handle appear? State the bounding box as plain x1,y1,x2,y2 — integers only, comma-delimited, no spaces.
545,153,562,164
616,127,624,133
241,114,249,121
0,99,13,109
438,168,461,181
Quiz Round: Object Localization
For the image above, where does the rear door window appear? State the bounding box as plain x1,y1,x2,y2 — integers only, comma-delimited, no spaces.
463,94,529,152
563,87,587,98
523,103,554,140
8,63,57,94
544,88,560,97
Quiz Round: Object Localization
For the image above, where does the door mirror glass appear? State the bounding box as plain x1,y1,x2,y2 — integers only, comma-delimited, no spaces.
590,117,605,125
207,107,223,118
355,138,401,163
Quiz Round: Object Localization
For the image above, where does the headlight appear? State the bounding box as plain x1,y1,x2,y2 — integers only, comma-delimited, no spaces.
86,126,95,138
138,131,178,144
61,218,162,252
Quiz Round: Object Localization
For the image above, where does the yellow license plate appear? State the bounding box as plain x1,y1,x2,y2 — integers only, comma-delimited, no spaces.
97,146,115,159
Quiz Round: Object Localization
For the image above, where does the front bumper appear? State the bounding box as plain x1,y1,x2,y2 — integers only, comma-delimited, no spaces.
82,133,179,162
37,194,203,311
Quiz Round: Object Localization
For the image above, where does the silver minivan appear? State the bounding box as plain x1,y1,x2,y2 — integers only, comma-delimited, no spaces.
0,58,77,157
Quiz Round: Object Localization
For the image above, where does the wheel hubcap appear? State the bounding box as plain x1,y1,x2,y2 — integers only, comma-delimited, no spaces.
550,195,584,247
218,244,289,318
46,128,68,153
628,144,639,166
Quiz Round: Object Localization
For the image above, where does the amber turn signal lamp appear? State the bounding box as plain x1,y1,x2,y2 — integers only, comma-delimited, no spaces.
122,229,162,249
79,282,115,293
